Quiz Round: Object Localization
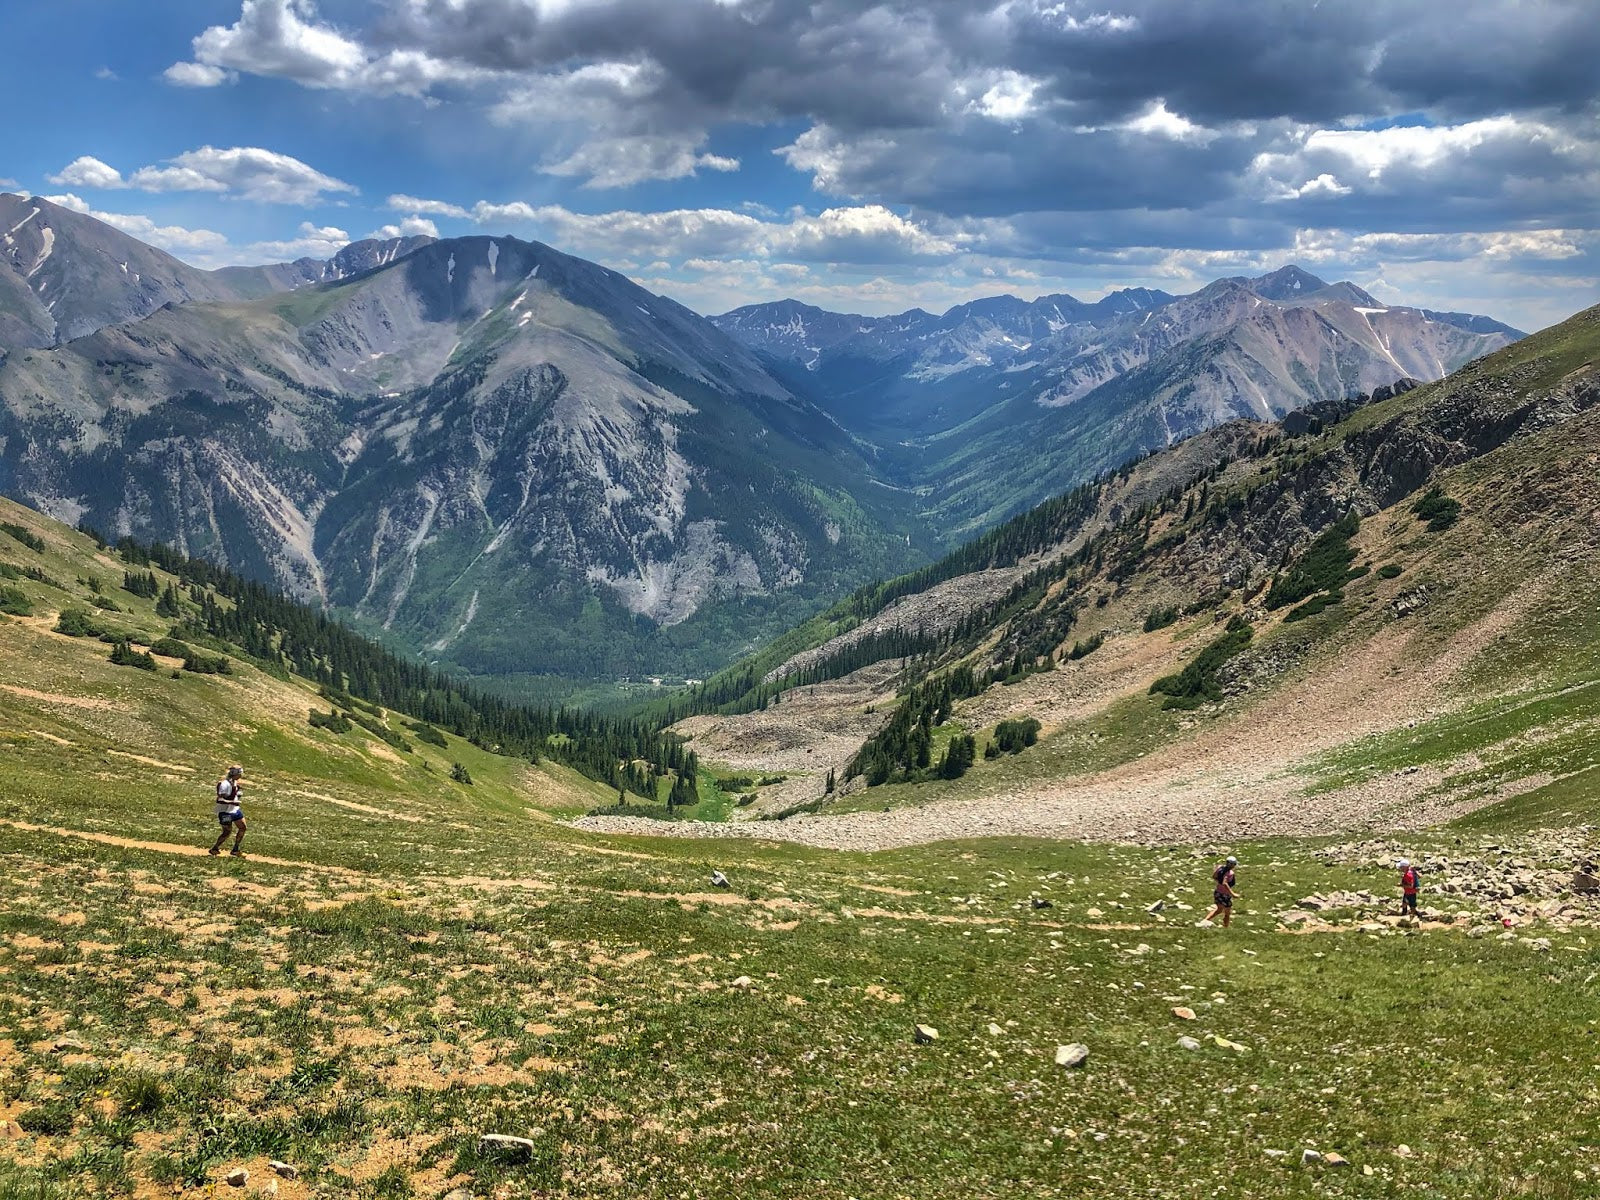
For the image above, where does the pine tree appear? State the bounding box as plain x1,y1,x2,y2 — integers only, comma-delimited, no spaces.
825,769,836,794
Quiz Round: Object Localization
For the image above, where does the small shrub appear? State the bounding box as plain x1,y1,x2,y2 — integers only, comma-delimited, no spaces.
54,608,101,637
1376,563,1403,579
18,1098,77,1136
1143,606,1179,633
0,585,32,616
1265,511,1360,610
404,720,448,747
182,652,232,675
994,717,1042,754
1149,615,1254,709
308,708,352,734
0,522,44,553
450,762,473,785
1067,633,1104,660
150,637,190,658
116,1070,168,1117
1411,486,1461,532
1282,591,1343,623
109,640,158,671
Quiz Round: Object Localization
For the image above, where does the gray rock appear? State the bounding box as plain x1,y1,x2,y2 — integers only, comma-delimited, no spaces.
224,1168,248,1187
1301,1149,1322,1165
1055,1043,1089,1069
1146,899,1165,914
268,1161,298,1180
1177,1036,1201,1051
1031,896,1053,910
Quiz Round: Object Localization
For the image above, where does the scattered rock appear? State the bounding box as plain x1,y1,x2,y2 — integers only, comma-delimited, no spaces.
224,1168,248,1188
731,975,754,989
1177,1036,1201,1051
1210,1035,1248,1054
1085,906,1103,918
443,1191,474,1200
1055,1043,1089,1069
268,1161,298,1180
1394,1144,1414,1159
710,870,730,888
51,1036,87,1053
913,1024,939,1044
1172,1006,1197,1021
1302,1149,1323,1165
1031,896,1053,910
986,1023,1004,1037
1264,1149,1288,1159
1147,900,1165,914
1324,1152,1350,1169
478,1134,538,1160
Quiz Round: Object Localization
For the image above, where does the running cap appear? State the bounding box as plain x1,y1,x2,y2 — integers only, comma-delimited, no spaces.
227,765,243,778
1225,856,1237,866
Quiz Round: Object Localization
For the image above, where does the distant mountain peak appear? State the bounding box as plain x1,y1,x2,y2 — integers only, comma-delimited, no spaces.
1249,264,1331,298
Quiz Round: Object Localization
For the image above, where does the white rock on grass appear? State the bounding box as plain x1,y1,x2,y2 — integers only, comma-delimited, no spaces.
1055,1043,1089,1069
1177,1036,1201,1051
913,1024,939,1044
479,1134,537,1159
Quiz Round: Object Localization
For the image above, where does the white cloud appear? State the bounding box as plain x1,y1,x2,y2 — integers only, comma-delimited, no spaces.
247,221,352,259
45,146,355,205
368,216,440,239
42,194,232,255
164,62,233,87
1121,101,1219,145
968,71,1043,122
387,193,469,218
48,156,125,189
543,136,740,189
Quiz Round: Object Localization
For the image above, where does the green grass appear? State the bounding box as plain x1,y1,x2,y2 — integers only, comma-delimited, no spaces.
6,490,1600,1197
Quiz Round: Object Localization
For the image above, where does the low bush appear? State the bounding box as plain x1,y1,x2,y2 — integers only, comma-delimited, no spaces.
0,585,31,616
1067,633,1104,660
150,637,191,658
1143,606,1180,633
109,639,158,671
1283,591,1343,623
450,762,473,785
0,522,44,553
1412,486,1462,532
1377,563,1404,579
182,652,232,675
1149,615,1254,710
404,720,449,747
994,717,1042,754
308,708,352,734
55,608,101,637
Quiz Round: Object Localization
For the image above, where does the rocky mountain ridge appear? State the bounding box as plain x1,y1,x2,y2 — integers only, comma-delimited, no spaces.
0,229,925,688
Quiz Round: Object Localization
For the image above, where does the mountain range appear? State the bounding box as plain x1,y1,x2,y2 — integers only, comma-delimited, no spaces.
0,191,1523,692
714,265,1522,535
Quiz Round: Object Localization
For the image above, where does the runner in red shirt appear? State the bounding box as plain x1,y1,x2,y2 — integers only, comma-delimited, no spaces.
1397,858,1420,917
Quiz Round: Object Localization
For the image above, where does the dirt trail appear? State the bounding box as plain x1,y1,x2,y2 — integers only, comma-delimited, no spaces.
0,819,364,876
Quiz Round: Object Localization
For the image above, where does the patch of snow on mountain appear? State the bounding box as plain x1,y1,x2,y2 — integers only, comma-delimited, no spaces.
487,241,499,276
446,253,455,285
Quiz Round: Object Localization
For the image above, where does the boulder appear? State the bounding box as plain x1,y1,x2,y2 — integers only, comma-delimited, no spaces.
1177,1036,1201,1051
224,1168,248,1188
1055,1043,1089,1069
913,1024,939,1044
268,1161,298,1180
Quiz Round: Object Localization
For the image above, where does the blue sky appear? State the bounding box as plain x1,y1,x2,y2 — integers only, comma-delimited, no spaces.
5,0,1598,330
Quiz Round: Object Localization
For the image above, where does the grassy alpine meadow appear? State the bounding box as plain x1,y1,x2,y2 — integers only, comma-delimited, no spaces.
4,504,1600,1199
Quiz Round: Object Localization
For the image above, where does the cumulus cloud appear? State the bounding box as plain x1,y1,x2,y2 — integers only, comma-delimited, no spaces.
43,193,232,255
45,146,356,205
368,215,440,239
388,194,964,264
48,156,126,189
163,62,233,87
